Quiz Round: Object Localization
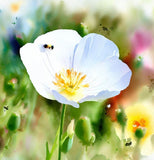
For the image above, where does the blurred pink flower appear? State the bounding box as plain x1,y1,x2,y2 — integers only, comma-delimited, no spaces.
131,29,153,56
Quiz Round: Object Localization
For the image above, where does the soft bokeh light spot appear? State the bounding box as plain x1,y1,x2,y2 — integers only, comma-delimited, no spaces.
10,2,21,13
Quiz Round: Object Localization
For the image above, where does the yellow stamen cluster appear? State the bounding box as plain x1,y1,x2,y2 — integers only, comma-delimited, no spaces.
132,118,146,132
53,69,89,101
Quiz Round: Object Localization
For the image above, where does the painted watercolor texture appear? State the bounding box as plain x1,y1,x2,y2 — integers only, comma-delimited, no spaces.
0,1,154,160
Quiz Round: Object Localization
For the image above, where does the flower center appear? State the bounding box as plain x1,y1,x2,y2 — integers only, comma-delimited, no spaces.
132,118,146,132
53,69,89,101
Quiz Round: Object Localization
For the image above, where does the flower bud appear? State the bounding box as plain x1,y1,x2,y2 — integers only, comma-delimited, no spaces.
80,22,89,35
4,78,18,95
134,56,143,69
67,119,75,138
116,108,127,127
135,128,145,139
75,117,93,145
61,136,73,153
7,113,21,131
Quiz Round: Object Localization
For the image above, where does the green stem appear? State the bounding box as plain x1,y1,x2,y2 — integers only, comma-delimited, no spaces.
47,127,60,160
58,104,66,160
81,146,87,160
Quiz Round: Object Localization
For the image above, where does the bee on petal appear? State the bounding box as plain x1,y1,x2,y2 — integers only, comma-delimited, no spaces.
43,44,54,50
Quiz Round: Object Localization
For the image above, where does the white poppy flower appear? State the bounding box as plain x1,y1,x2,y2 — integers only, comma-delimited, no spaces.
20,29,132,108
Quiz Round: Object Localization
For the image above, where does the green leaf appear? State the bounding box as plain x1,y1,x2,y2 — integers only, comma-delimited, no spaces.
45,127,60,160
46,142,50,160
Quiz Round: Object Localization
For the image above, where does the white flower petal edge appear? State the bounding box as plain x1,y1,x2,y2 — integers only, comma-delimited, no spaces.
52,90,79,108
79,90,120,103
80,57,132,97
20,43,55,100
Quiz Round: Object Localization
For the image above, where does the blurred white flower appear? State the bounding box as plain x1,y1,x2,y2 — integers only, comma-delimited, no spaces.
20,29,131,108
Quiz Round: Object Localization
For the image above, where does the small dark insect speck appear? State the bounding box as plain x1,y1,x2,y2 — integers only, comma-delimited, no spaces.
43,44,48,48
43,44,54,50
102,26,108,31
4,106,8,110
125,141,132,146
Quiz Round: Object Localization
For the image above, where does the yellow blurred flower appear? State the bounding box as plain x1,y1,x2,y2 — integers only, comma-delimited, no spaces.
126,104,154,142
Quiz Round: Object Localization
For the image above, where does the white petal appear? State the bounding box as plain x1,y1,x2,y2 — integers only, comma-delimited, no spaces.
82,57,132,98
72,33,119,72
34,29,82,73
72,33,131,103
20,43,55,99
79,90,120,103
52,90,79,108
